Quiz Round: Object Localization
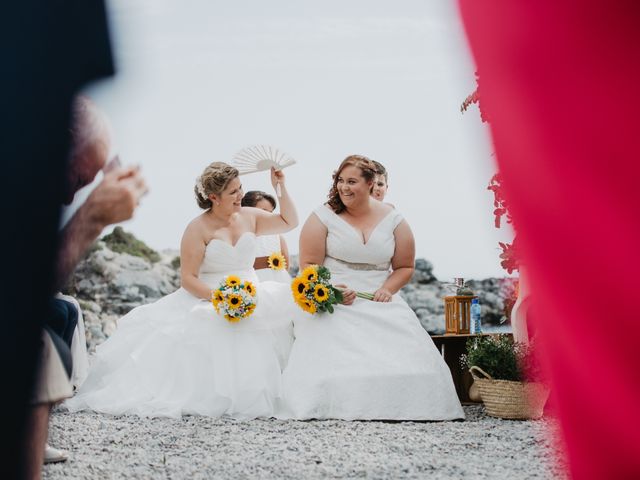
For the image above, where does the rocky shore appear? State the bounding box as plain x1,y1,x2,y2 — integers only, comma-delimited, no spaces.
63,228,516,352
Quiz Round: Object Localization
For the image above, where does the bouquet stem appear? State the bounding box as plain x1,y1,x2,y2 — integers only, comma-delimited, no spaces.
355,291,374,300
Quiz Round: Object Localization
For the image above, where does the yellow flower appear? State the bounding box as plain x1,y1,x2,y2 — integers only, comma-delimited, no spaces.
243,281,256,296
313,284,329,302
226,293,243,309
291,277,310,298
245,304,256,316
268,252,287,271
298,298,317,314
225,275,241,288
301,265,318,283
225,314,240,323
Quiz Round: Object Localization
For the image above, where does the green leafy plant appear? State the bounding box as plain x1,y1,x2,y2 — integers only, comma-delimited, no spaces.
460,334,543,382
102,226,161,263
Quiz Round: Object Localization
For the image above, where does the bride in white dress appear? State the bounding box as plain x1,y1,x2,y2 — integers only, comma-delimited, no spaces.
281,155,464,421
65,162,298,419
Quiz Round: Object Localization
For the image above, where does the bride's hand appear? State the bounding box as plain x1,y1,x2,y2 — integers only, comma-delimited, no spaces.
270,167,285,190
373,288,393,303
335,284,356,306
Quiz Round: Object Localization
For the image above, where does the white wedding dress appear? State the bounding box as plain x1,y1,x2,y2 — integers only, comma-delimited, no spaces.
65,232,294,419
280,205,464,421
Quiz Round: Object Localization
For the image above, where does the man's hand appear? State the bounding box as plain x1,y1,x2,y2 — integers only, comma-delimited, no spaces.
84,165,148,228
55,165,148,290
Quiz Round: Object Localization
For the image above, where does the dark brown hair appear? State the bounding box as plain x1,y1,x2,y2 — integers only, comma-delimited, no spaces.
371,160,388,182
241,190,276,210
327,155,377,214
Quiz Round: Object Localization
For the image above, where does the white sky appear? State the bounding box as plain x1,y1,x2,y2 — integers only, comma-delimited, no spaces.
81,0,515,280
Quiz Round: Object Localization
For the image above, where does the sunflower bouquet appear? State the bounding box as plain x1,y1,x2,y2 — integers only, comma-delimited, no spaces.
211,275,257,323
291,265,345,314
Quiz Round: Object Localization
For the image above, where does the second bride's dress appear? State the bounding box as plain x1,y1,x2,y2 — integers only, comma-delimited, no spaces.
65,232,294,419
281,205,465,421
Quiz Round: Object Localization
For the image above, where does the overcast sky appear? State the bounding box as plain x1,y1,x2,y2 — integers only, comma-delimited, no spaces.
80,0,515,280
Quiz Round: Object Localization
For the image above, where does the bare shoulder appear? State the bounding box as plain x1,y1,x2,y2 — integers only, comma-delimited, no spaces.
182,214,209,244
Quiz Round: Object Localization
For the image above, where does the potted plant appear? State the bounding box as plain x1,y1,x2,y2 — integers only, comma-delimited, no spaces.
460,334,549,419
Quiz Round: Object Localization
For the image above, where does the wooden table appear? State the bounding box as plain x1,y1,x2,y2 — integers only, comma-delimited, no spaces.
430,333,513,404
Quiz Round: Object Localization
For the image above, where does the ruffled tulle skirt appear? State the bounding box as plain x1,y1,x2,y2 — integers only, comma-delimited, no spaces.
65,279,294,419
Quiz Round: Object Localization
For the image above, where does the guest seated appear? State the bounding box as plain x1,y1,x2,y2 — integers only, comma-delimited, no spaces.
241,190,291,283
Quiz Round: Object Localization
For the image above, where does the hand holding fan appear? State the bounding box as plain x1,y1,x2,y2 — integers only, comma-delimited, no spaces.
231,145,297,197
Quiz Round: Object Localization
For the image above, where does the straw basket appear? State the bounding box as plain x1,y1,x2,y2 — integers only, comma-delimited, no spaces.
469,366,549,420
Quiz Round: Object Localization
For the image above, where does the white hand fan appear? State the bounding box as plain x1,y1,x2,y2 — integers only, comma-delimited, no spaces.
231,145,297,197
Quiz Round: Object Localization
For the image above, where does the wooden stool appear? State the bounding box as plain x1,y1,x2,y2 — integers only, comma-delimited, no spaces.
443,295,477,334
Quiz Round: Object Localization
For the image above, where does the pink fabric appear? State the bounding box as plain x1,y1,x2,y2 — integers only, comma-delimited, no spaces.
457,2,640,478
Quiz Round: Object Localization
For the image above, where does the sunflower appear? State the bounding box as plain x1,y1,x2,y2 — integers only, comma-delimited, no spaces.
243,281,256,296
301,265,318,283
245,304,256,316
225,314,241,323
291,277,310,298
225,275,241,288
298,298,317,314
313,284,329,302
268,252,287,270
226,293,243,309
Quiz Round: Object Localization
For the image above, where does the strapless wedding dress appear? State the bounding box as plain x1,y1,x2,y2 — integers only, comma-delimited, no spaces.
65,232,294,419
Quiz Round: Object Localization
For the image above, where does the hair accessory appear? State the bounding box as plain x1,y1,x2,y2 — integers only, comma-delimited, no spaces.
196,177,207,200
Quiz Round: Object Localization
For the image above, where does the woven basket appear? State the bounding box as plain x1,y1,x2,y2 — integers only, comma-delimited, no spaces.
469,366,549,420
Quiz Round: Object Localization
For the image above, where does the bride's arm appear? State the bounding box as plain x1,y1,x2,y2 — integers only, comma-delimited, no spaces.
179,221,213,300
300,214,356,305
374,220,415,302
254,168,299,235
298,214,327,269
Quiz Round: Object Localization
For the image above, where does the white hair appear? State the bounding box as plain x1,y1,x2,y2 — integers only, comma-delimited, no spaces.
69,96,112,161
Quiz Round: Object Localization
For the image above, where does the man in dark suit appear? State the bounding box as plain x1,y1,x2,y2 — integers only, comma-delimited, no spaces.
0,1,113,477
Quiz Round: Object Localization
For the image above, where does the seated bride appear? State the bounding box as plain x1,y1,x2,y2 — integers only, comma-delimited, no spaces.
281,155,464,421
65,162,298,419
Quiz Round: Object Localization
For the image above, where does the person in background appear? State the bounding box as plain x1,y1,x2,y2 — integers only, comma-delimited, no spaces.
241,190,291,283
25,96,147,479
370,160,389,203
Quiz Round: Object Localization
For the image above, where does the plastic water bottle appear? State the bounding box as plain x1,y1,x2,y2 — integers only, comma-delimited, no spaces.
471,298,482,334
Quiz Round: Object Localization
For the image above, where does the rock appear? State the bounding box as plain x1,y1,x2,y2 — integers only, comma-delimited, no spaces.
414,308,445,334
411,259,437,284
64,229,514,351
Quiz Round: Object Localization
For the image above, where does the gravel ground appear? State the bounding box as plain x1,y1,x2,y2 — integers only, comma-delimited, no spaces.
44,405,567,479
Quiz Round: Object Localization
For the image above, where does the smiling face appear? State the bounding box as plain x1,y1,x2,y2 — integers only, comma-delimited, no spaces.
336,165,374,208
211,176,243,214
371,174,388,201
